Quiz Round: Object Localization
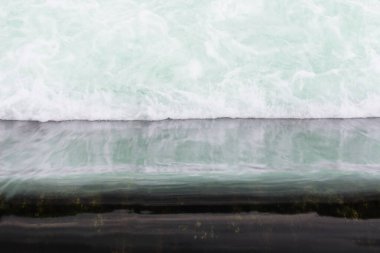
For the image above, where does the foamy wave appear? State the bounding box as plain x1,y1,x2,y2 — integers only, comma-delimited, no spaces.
1,0,380,121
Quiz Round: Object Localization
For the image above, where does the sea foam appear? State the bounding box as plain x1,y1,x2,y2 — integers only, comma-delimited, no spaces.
1,0,380,121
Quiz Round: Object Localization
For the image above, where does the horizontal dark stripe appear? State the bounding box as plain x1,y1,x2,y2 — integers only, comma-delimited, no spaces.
2,192,380,219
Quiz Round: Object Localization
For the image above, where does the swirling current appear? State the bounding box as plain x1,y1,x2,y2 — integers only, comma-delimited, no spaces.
1,0,380,121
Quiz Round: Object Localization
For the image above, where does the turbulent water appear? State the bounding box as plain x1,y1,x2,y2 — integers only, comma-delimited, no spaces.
1,0,380,121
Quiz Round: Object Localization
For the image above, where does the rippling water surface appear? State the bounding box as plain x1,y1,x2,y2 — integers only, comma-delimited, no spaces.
1,119,380,197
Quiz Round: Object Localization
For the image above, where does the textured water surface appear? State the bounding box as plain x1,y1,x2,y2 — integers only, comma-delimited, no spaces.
1,0,380,120
1,119,380,253
1,119,380,197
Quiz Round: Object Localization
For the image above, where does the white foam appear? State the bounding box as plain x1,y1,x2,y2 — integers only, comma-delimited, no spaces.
1,0,380,121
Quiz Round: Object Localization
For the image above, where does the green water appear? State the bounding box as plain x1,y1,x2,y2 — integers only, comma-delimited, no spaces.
1,0,380,120
1,119,380,197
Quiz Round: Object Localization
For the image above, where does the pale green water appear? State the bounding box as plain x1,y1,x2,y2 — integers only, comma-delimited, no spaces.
1,119,380,196
1,0,380,120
